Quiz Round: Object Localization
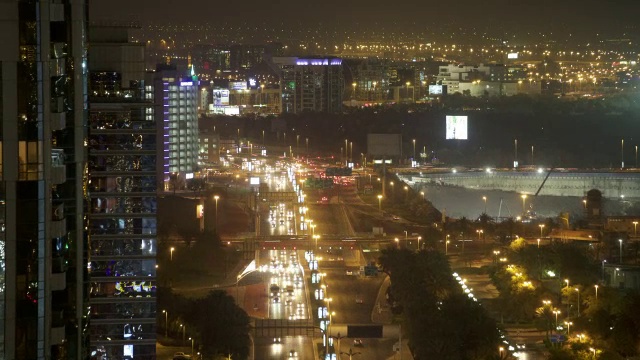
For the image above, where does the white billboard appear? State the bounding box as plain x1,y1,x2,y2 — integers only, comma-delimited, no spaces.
429,85,443,95
446,116,468,140
229,81,247,90
212,89,229,106
507,52,519,59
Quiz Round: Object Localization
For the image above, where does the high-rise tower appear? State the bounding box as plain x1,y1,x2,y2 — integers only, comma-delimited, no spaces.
0,0,89,358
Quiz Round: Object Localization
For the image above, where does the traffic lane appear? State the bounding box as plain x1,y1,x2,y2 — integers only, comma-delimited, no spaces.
321,268,385,324
255,336,315,360
335,338,396,360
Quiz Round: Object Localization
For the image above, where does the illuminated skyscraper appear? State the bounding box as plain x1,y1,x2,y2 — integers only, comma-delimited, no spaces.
153,64,199,191
270,57,344,113
0,0,89,358
87,25,157,359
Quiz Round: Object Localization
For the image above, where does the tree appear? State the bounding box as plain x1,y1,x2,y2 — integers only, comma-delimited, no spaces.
186,290,251,360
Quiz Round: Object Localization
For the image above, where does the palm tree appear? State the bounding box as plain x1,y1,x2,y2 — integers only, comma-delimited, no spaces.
341,348,361,360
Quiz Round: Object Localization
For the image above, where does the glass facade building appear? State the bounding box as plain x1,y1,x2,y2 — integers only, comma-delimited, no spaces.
87,26,157,359
153,64,199,191
0,0,89,358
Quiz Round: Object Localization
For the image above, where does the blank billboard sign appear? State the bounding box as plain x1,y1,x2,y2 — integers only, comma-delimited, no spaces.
367,134,402,156
445,116,468,140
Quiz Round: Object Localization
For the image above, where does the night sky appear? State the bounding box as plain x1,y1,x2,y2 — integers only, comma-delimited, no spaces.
91,0,639,29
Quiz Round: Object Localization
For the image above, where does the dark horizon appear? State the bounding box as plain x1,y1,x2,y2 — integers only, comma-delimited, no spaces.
91,0,640,33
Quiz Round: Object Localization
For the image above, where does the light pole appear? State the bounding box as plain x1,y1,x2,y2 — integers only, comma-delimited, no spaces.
412,139,416,160
214,195,220,232
619,239,623,264
602,260,607,281
180,324,186,343
163,310,168,337
417,236,422,251
621,138,624,168
594,284,599,302
565,321,573,336
499,347,504,358
553,310,560,328
306,137,309,155
403,185,408,202
482,196,487,214
446,235,450,255
189,337,195,357
575,287,580,316
395,237,400,248
377,195,383,213
636,144,638,168
537,238,540,248
539,224,545,238
420,191,425,200
633,221,638,237
521,194,528,215
170,247,175,261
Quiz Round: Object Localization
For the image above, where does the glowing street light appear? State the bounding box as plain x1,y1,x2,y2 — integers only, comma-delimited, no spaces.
170,247,175,261
521,194,528,214
214,195,220,231
564,321,573,336
482,196,487,214
377,195,383,212
619,239,623,264
162,310,168,337
553,309,560,328
539,224,545,238
634,221,638,237
594,284,599,302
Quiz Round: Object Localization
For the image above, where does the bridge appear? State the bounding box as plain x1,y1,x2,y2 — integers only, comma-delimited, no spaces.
252,319,400,339
232,236,398,251
400,170,640,199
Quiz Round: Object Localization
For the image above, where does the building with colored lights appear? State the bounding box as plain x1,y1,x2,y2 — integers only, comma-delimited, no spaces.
87,25,158,359
0,0,88,358
153,64,200,191
270,57,344,113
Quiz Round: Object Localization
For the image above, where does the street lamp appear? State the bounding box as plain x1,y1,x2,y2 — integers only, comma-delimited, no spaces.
395,238,400,248
575,287,580,316
180,324,186,343
420,191,425,200
417,236,422,251
412,139,416,160
482,196,487,214
163,310,168,337
553,310,560,328
521,194,528,214
170,247,175,261
499,347,504,358
564,321,573,336
537,238,540,248
446,235,450,255
214,195,220,231
189,337,195,357
595,284,599,302
633,221,638,237
539,224,545,238
377,195,383,212
619,239,623,264
564,279,570,289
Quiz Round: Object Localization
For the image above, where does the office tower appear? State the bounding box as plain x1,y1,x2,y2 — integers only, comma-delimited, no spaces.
153,64,199,191
0,0,88,358
87,26,157,359
270,57,344,113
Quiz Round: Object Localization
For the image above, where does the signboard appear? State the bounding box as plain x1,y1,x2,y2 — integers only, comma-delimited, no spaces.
429,85,443,95
507,52,519,59
250,177,260,185
367,134,402,157
229,81,247,90
212,89,230,106
445,116,468,140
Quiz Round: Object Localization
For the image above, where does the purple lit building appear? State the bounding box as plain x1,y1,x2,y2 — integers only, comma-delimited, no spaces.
153,64,200,191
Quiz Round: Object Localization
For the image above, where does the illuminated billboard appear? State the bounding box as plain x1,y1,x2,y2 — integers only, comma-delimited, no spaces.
507,52,519,59
445,116,468,140
212,89,229,106
229,81,247,90
429,85,443,95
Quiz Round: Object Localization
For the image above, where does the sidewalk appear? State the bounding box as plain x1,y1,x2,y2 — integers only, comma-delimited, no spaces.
371,275,393,324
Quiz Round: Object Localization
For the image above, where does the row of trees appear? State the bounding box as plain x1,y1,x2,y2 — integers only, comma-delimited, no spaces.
493,240,640,359
378,247,502,359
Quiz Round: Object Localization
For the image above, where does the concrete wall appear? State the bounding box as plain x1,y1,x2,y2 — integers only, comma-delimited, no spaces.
401,171,640,199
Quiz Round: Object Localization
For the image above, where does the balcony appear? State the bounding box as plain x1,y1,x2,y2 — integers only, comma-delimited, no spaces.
50,324,66,345
51,111,66,131
51,149,66,185
50,57,66,77
50,272,66,291
50,217,66,238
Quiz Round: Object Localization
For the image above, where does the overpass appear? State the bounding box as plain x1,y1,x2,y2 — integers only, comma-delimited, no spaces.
400,170,640,199
230,235,398,251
